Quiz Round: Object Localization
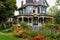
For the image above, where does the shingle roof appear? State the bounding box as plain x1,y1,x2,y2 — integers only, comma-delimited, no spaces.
19,0,49,9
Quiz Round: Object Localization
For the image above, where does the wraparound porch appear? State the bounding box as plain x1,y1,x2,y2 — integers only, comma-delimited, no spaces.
16,15,54,26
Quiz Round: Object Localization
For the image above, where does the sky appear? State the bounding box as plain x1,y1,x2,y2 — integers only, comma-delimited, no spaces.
14,0,56,16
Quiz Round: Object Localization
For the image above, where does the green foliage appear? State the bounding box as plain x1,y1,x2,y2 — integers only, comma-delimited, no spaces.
45,24,53,29
39,25,45,29
44,24,59,29
6,23,12,28
1,27,14,33
47,6,59,16
0,0,17,28
28,31,39,37
20,21,31,29
40,24,60,39
0,0,17,18
42,29,52,37
0,23,4,30
54,11,60,24
42,29,60,39
51,30,60,39
56,0,60,5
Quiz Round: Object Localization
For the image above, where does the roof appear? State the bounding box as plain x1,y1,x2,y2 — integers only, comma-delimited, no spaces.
18,0,49,9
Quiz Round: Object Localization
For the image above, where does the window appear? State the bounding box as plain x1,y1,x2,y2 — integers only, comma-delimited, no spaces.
26,6,33,14
41,7,46,13
23,8,26,14
33,10,35,13
38,7,42,13
19,10,23,14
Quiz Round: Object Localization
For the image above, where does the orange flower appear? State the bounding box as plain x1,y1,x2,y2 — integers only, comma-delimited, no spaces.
33,35,45,40
13,27,24,36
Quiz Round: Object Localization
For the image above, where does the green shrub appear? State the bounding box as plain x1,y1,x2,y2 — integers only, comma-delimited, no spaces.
28,31,39,37
20,21,31,29
42,28,60,39
39,25,45,29
42,29,52,37
44,24,59,29
0,23,4,30
53,30,60,39
1,27,14,33
45,24,54,29
6,23,12,29
53,24,59,29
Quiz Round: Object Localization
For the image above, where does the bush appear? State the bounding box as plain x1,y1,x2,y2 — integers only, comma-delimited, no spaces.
44,24,59,29
20,21,31,29
39,25,45,29
28,31,39,37
0,23,4,30
53,24,59,29
42,29,53,37
41,28,60,39
53,30,60,39
45,24,54,29
1,27,14,33
13,27,24,37
6,23,12,29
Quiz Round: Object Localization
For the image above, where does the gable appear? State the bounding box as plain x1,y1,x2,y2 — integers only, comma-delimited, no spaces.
43,0,49,6
34,0,49,7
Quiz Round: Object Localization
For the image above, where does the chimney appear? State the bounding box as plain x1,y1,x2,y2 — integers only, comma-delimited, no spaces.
21,1,23,7
34,0,36,2
26,0,28,3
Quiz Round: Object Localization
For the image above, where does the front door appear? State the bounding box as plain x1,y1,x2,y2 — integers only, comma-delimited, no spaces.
32,17,39,31
33,17,38,25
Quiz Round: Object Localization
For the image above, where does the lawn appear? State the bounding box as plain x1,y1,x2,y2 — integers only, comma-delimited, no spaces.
0,33,27,40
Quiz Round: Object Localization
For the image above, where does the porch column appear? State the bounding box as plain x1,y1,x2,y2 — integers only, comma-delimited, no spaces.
17,17,19,23
28,17,29,25
17,17,20,26
22,16,24,22
42,17,45,24
30,17,33,26
38,17,39,26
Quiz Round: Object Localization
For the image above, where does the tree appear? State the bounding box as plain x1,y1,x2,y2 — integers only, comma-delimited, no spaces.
48,0,60,16
47,0,60,24
0,0,17,28
54,10,60,24
56,0,60,5
47,6,58,16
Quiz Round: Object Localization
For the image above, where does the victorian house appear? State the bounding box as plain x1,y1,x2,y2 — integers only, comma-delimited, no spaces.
15,0,54,27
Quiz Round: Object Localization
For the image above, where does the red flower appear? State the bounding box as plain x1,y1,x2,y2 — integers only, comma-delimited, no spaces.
33,36,45,40
58,28,60,30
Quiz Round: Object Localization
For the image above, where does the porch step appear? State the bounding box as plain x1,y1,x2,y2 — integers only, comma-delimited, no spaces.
32,25,39,31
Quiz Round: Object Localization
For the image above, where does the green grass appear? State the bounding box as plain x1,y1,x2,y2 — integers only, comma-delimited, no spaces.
0,33,28,40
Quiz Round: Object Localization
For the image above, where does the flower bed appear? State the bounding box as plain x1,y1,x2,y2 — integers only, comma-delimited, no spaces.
13,23,60,40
